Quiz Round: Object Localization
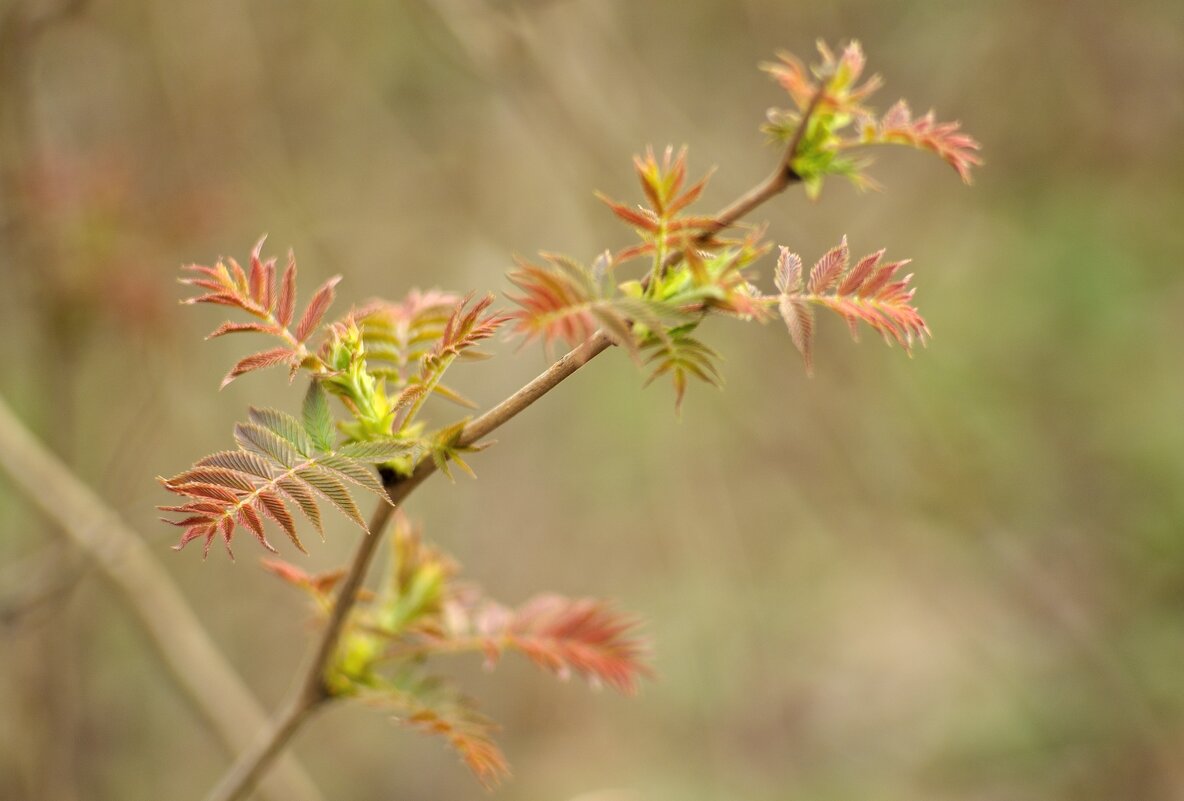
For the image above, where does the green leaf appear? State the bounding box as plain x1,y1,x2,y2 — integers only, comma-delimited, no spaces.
196,450,277,481
303,381,335,452
297,467,367,530
338,439,419,462
320,454,390,501
275,476,324,536
234,422,299,468
430,419,473,482
431,383,478,409
641,332,723,413
254,490,305,553
248,407,315,457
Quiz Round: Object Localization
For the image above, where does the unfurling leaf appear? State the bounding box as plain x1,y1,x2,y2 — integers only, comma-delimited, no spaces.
302,381,335,452
506,252,675,359
261,558,347,598
428,294,511,367
493,595,651,695
779,296,815,375
206,321,278,339
865,99,983,184
428,419,482,482
363,672,509,790
276,253,297,326
642,330,723,413
597,146,721,265
506,255,598,350
351,289,460,386
220,347,298,389
776,239,928,373
182,239,342,386
774,246,802,294
807,236,848,294
295,276,342,344
761,40,981,194
288,513,651,786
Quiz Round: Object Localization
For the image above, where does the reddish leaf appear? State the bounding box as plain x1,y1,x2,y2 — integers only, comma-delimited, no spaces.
779,295,815,375
276,254,297,326
838,249,883,295
808,236,848,294
762,50,816,110
162,480,240,505
874,100,983,184
166,467,255,492
506,258,597,350
275,476,324,537
227,257,250,296
261,558,345,595
779,240,928,372
294,275,342,343
255,490,304,553
182,292,244,309
248,236,269,306
173,524,215,555
497,595,652,695
236,503,274,552
595,193,660,232
196,450,276,481
774,246,802,294
428,294,511,364
860,259,909,299
220,347,296,389
665,170,712,217
406,706,508,789
206,321,280,339
381,693,510,790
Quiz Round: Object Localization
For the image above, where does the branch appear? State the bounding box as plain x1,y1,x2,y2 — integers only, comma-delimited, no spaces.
202,99,823,801
0,395,326,801
660,83,826,281
698,85,822,237
651,84,824,286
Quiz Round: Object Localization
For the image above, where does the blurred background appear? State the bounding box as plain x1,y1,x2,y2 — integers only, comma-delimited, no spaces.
1,1,1183,799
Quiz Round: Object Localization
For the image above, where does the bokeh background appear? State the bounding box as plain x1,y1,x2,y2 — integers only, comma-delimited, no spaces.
2,1,1183,800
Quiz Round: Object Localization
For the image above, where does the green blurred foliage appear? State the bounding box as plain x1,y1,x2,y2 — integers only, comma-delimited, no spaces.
1,0,1183,799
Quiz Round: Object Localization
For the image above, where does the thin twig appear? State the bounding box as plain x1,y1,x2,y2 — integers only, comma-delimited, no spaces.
202,95,825,801
658,84,825,279
0,395,326,801
696,84,825,241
